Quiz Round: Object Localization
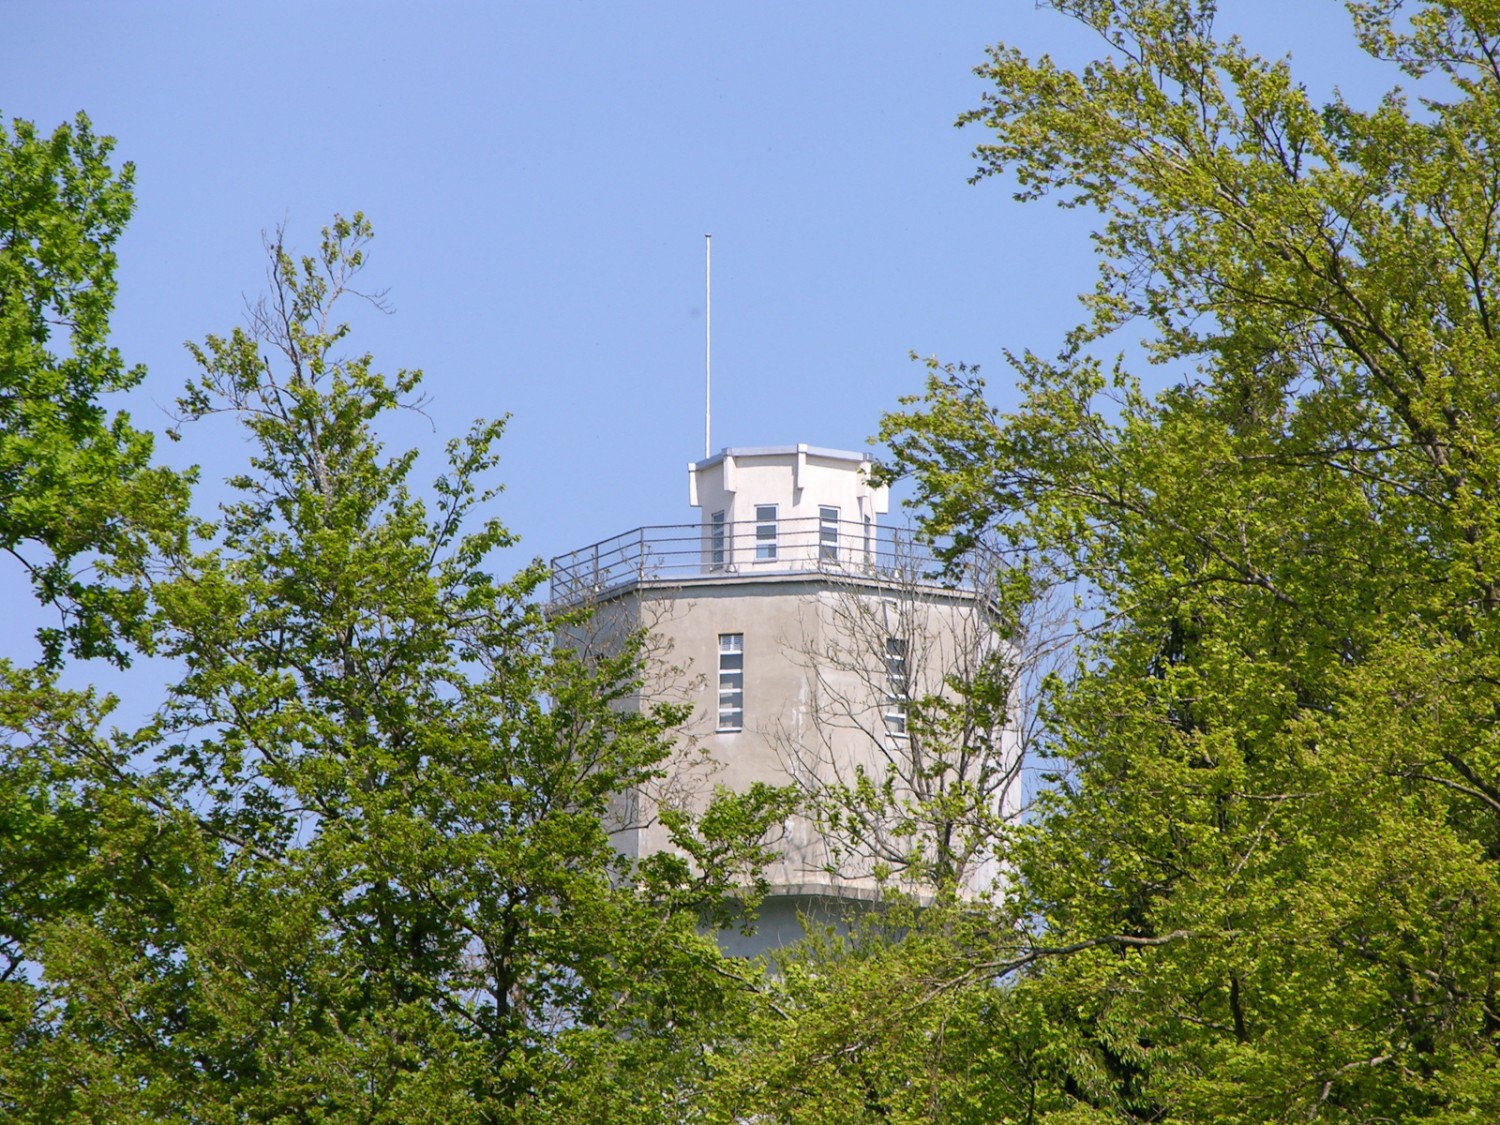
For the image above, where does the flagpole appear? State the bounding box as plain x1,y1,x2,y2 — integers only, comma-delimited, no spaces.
705,232,712,458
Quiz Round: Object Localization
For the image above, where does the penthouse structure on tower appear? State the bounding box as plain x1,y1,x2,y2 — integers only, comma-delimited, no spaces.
550,443,1019,955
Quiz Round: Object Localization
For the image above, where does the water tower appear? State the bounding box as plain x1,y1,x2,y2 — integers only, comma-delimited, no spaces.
550,444,1018,955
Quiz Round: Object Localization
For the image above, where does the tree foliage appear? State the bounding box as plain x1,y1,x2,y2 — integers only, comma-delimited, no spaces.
29,4,1500,1111
0,112,187,664
855,0,1500,1119
0,204,790,1121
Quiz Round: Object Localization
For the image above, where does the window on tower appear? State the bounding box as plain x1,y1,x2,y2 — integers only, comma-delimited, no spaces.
884,636,909,737
755,505,778,560
710,510,726,567
819,505,839,562
718,633,744,732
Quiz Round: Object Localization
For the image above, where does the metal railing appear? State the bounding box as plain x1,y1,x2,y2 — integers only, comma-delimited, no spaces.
549,516,945,605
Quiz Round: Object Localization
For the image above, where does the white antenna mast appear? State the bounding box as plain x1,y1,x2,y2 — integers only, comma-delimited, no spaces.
704,232,712,458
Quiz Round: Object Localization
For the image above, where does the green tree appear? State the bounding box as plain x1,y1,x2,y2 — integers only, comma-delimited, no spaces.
0,113,189,1116
859,0,1500,1119
3,215,789,1123
0,112,186,664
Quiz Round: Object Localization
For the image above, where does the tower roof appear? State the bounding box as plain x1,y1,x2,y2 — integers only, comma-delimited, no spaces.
689,443,872,472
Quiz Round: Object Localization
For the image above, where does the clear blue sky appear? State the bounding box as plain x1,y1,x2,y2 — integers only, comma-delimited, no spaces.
5,2,1392,620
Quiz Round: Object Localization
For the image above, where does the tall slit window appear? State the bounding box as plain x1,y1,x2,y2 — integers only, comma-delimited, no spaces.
884,636,909,737
755,505,778,560
718,633,744,732
819,505,840,562
710,510,726,567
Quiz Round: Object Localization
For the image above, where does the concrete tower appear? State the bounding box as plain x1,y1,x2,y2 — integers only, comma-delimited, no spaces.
550,444,1017,955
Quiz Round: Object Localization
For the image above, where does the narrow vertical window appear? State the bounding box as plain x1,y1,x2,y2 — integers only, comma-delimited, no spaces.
755,504,778,560
884,636,908,737
718,633,744,731
819,505,840,561
710,510,726,567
